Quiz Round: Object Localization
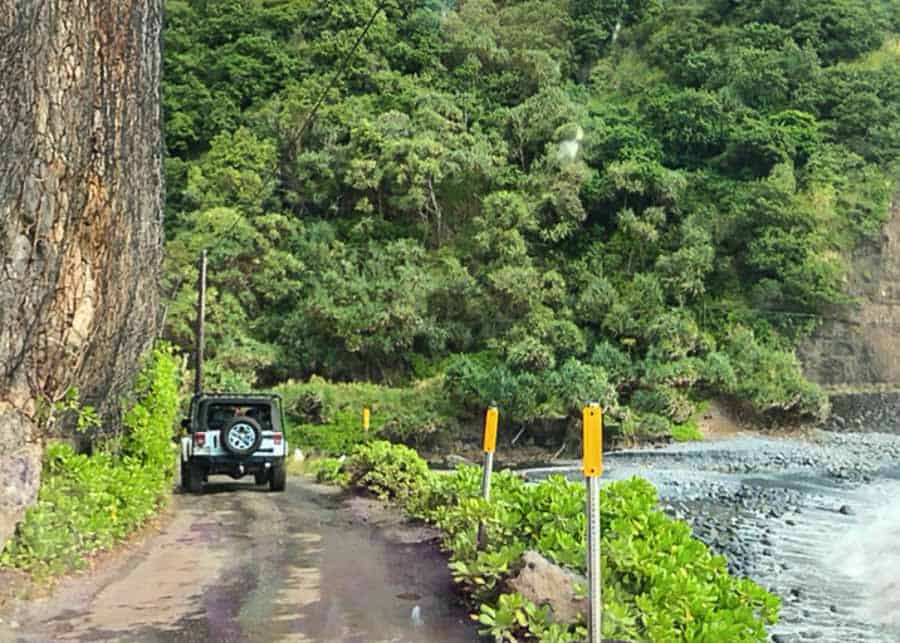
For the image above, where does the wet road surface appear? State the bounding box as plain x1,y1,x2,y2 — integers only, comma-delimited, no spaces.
1,476,479,643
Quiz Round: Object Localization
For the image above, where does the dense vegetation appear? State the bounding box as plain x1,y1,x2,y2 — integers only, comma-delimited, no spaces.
313,441,780,641
1,347,181,578
276,377,458,452
162,0,900,441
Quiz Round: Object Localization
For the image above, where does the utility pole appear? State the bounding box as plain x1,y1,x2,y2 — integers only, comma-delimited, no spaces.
194,250,207,395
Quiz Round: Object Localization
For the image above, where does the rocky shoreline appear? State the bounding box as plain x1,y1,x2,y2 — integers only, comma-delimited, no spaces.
523,431,900,642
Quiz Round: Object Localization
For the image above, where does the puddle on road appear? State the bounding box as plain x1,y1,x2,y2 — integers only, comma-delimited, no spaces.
167,482,480,643
249,503,476,643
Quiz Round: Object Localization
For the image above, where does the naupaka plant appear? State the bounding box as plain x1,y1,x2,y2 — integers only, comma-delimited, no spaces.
336,441,780,641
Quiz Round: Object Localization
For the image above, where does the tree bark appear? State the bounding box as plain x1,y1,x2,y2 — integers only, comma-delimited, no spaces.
0,0,164,547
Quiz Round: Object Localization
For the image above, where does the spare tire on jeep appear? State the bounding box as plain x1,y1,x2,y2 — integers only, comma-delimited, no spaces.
221,415,263,456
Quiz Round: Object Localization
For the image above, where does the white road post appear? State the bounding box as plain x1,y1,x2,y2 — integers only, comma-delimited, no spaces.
477,405,499,550
583,403,603,643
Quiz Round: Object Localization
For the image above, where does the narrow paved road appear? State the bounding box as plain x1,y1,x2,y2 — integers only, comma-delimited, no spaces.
1,477,478,643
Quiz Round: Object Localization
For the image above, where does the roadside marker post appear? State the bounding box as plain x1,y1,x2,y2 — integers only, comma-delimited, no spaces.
477,405,499,550
583,403,603,643
362,407,371,434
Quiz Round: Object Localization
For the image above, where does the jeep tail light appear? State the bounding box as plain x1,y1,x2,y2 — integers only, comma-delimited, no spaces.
273,433,283,445
194,432,206,448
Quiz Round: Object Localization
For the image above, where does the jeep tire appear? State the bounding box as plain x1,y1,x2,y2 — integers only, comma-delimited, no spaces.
269,463,286,492
180,460,190,492
221,416,263,456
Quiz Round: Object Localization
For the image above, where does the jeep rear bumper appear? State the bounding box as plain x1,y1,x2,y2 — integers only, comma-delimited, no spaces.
189,455,285,477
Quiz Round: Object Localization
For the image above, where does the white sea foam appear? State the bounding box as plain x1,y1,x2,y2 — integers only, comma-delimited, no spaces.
828,480,900,635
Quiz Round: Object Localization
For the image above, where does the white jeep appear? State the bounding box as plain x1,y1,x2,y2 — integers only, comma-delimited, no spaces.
179,393,288,493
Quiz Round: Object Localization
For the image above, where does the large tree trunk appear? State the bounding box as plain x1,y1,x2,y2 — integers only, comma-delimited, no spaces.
0,1,164,547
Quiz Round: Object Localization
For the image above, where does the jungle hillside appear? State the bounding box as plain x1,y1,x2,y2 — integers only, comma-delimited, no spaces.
161,0,900,447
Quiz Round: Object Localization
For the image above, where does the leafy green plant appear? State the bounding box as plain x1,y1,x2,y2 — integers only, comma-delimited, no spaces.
478,592,587,643
477,591,532,642
47,387,102,434
450,543,526,601
671,419,704,442
330,442,780,641
278,377,458,453
305,457,350,486
1,346,181,579
290,411,368,456
345,441,430,505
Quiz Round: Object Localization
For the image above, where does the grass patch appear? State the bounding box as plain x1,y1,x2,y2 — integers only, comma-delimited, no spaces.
853,33,900,69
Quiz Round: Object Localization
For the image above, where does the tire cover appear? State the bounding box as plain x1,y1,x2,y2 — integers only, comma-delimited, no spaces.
221,416,263,456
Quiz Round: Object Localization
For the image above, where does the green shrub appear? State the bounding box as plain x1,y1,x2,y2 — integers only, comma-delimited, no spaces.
443,355,620,425
305,457,350,486
478,592,587,643
334,443,780,642
671,419,704,442
721,326,829,420
1,345,181,579
345,441,431,505
276,376,458,454
291,410,367,456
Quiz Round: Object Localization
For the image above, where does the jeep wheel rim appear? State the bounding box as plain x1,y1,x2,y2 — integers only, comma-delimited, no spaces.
228,423,256,451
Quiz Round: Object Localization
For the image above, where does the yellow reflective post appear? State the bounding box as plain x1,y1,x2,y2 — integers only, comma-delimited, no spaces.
583,403,603,643
483,406,499,453
478,405,499,550
582,405,602,477
362,407,371,432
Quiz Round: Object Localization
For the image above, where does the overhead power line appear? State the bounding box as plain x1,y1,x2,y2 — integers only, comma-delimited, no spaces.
195,0,392,259
295,0,392,144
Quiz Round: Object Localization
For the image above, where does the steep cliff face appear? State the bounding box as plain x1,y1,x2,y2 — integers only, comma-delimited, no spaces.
800,195,900,388
0,1,163,546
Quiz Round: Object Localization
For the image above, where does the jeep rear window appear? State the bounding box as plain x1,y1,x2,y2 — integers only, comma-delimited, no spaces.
204,403,274,432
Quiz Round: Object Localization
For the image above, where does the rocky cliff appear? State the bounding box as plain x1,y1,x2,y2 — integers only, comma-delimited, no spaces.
0,1,164,547
800,195,900,427
801,196,900,387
